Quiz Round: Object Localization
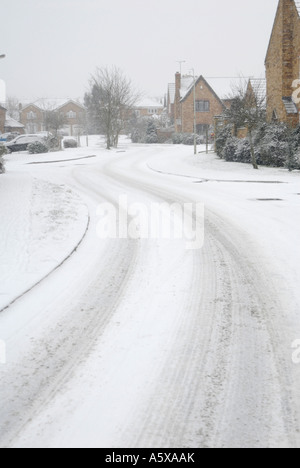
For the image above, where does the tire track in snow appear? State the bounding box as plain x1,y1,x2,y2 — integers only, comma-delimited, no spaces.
99,153,298,448
2,148,299,448
0,170,141,448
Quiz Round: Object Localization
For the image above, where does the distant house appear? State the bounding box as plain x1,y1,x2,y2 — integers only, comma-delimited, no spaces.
265,0,300,126
0,105,6,134
55,100,86,136
19,104,44,134
174,73,225,137
20,99,86,136
134,98,164,119
4,116,25,134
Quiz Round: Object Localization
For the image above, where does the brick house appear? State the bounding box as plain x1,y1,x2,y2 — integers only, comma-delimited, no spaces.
0,105,6,134
134,98,164,119
4,116,25,134
174,73,225,137
20,100,86,136
265,0,300,126
56,100,86,136
20,104,44,134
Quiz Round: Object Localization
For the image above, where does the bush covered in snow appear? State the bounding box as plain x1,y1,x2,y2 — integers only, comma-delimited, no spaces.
0,158,5,174
0,145,7,174
131,128,142,144
172,133,202,146
215,121,300,169
28,141,49,154
221,135,239,162
215,125,232,158
172,133,184,144
145,119,158,144
235,138,252,164
0,145,7,157
256,123,289,167
64,138,78,149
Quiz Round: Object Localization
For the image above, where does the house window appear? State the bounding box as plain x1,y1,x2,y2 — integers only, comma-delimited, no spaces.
67,110,77,119
195,100,210,112
27,111,37,120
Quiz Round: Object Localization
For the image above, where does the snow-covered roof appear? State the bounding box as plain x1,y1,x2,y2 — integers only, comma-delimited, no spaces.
5,116,24,128
249,78,266,104
22,98,84,111
136,97,163,108
168,84,176,104
180,76,195,100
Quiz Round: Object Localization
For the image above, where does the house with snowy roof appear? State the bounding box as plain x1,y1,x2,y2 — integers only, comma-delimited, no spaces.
134,97,164,119
20,99,86,136
265,0,300,126
4,116,25,134
174,72,225,137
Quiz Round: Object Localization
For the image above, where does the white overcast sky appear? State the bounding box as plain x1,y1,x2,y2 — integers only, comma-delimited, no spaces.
0,0,279,102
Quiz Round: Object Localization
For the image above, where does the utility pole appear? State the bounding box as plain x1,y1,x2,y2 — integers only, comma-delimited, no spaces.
176,60,186,75
190,68,197,155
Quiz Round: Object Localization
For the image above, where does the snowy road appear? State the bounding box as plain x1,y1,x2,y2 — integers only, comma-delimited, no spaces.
1,140,300,448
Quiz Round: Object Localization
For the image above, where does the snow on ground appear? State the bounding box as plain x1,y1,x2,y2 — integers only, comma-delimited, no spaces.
0,138,300,448
0,153,89,311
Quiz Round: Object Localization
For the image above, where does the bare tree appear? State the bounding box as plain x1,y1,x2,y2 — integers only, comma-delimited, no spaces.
6,96,20,120
84,66,138,149
43,110,67,137
224,80,266,169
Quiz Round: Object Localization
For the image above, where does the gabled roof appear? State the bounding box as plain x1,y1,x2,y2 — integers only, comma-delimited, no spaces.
5,116,24,128
180,76,195,100
21,103,43,112
249,78,267,106
55,99,86,111
266,0,300,63
168,83,176,104
135,97,163,108
21,98,85,111
180,75,226,109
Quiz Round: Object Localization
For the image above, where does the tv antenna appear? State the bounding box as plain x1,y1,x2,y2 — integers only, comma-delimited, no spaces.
176,60,186,75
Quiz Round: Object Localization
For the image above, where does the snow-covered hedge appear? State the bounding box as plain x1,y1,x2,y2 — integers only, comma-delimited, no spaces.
216,122,300,169
257,124,289,167
28,141,49,154
215,125,232,158
145,120,158,144
172,133,203,146
0,158,5,174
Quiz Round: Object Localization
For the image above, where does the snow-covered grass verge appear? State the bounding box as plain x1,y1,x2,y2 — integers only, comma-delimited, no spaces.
0,172,89,311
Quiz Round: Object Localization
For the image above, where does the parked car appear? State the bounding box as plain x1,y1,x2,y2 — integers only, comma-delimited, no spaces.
5,134,44,153
0,132,20,142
